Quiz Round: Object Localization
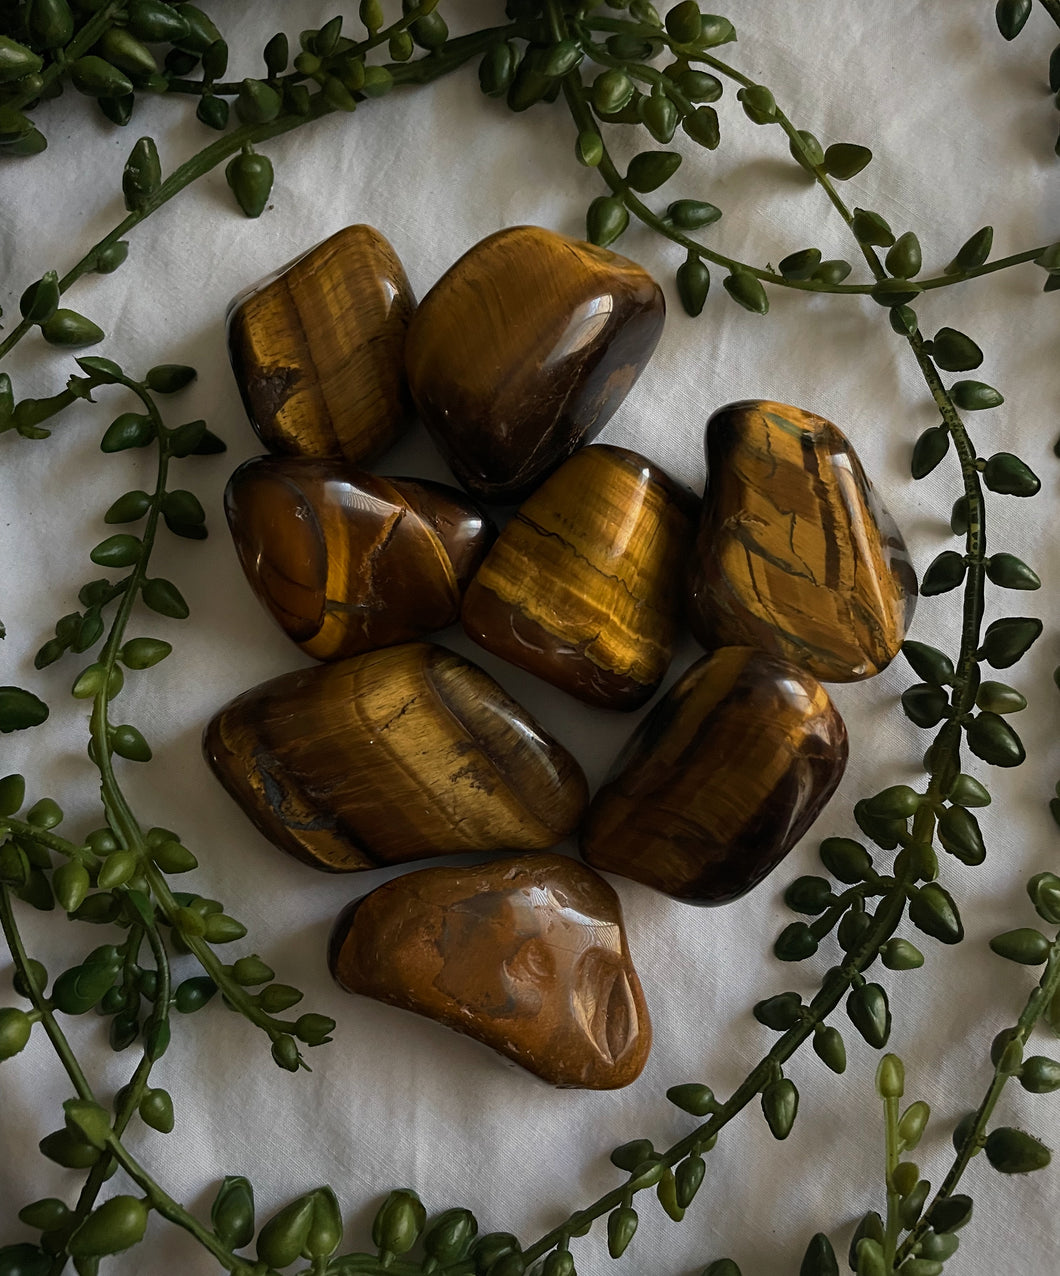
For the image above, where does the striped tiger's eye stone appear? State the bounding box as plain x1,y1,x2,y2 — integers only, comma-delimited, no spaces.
405,225,665,503
581,647,848,905
227,224,416,465
461,444,697,709
203,643,589,873
224,457,495,661
329,854,651,1089
687,400,917,682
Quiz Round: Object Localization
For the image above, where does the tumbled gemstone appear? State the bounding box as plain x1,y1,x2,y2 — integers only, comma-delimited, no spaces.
203,643,589,872
461,444,697,709
224,457,495,661
405,225,665,503
329,853,651,1088
686,400,917,681
227,224,416,464
581,647,848,904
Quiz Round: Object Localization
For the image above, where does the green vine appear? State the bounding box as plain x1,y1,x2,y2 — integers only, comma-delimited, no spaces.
2,4,1059,1276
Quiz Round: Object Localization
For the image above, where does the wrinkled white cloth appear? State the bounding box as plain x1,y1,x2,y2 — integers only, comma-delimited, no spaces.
1,3,1059,1273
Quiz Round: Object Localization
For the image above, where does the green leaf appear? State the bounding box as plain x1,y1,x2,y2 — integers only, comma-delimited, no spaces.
822,142,872,179
90,534,142,568
979,616,1042,668
586,195,628,247
626,150,682,192
984,1127,1050,1173
676,255,710,316
40,310,104,348
799,1231,839,1276
141,578,189,619
19,271,59,324
951,380,1003,411
945,226,993,274
723,270,769,314
0,687,49,733
851,208,895,247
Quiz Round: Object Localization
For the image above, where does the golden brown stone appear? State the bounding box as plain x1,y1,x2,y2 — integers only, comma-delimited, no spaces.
224,457,495,661
227,224,416,464
329,854,651,1088
203,643,589,872
405,225,665,503
461,444,697,709
581,647,848,904
686,400,917,681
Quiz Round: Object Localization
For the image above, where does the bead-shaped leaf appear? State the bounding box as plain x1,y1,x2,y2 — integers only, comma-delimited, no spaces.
822,142,872,179
909,883,964,943
980,616,1042,668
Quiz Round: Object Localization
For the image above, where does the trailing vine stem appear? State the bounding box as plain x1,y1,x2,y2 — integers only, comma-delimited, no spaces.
0,0,126,115
0,17,521,368
0,893,257,1274
553,7,1051,295
896,931,1060,1263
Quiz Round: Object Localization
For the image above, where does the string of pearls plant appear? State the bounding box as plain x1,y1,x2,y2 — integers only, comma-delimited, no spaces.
2,3,1059,1275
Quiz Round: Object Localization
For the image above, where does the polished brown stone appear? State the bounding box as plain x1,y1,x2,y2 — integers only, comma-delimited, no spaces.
405,226,665,503
224,457,495,661
686,400,917,682
227,224,416,464
203,643,589,872
461,445,697,709
581,647,848,904
329,854,651,1088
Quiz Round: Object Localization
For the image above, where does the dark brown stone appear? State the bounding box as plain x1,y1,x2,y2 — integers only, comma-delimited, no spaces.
224,457,495,661
329,854,651,1088
405,225,665,503
203,643,589,872
581,647,849,904
227,224,416,465
461,444,697,709
686,400,917,681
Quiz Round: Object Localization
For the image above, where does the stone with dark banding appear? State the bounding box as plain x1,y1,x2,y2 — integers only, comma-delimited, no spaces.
461,444,697,709
225,457,495,661
328,853,651,1088
405,225,666,504
227,224,416,464
581,647,848,904
203,642,589,873
686,400,917,682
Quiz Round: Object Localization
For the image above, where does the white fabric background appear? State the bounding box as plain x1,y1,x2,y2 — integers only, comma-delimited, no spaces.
1,2,1059,1272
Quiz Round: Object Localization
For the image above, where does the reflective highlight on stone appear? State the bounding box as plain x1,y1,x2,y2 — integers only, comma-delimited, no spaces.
581,647,848,904
686,400,917,682
462,445,697,709
405,226,666,503
203,643,589,872
227,224,416,464
329,854,651,1088
225,457,495,661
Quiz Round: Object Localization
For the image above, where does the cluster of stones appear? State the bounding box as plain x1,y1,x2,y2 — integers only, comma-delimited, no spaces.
208,224,917,1089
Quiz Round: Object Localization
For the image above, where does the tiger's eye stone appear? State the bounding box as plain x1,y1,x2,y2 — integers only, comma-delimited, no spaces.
224,457,495,661
461,444,697,709
328,854,651,1089
405,225,666,503
687,400,917,681
203,643,589,872
581,647,848,905
227,224,416,464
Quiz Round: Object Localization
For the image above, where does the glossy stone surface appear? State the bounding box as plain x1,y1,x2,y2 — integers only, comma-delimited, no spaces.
462,445,697,709
329,854,651,1088
227,224,416,465
225,457,495,661
203,643,589,872
405,226,666,503
687,400,917,682
581,647,848,904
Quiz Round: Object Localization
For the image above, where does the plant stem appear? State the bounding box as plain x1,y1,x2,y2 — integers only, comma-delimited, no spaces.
3,2,125,114
896,934,1060,1263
